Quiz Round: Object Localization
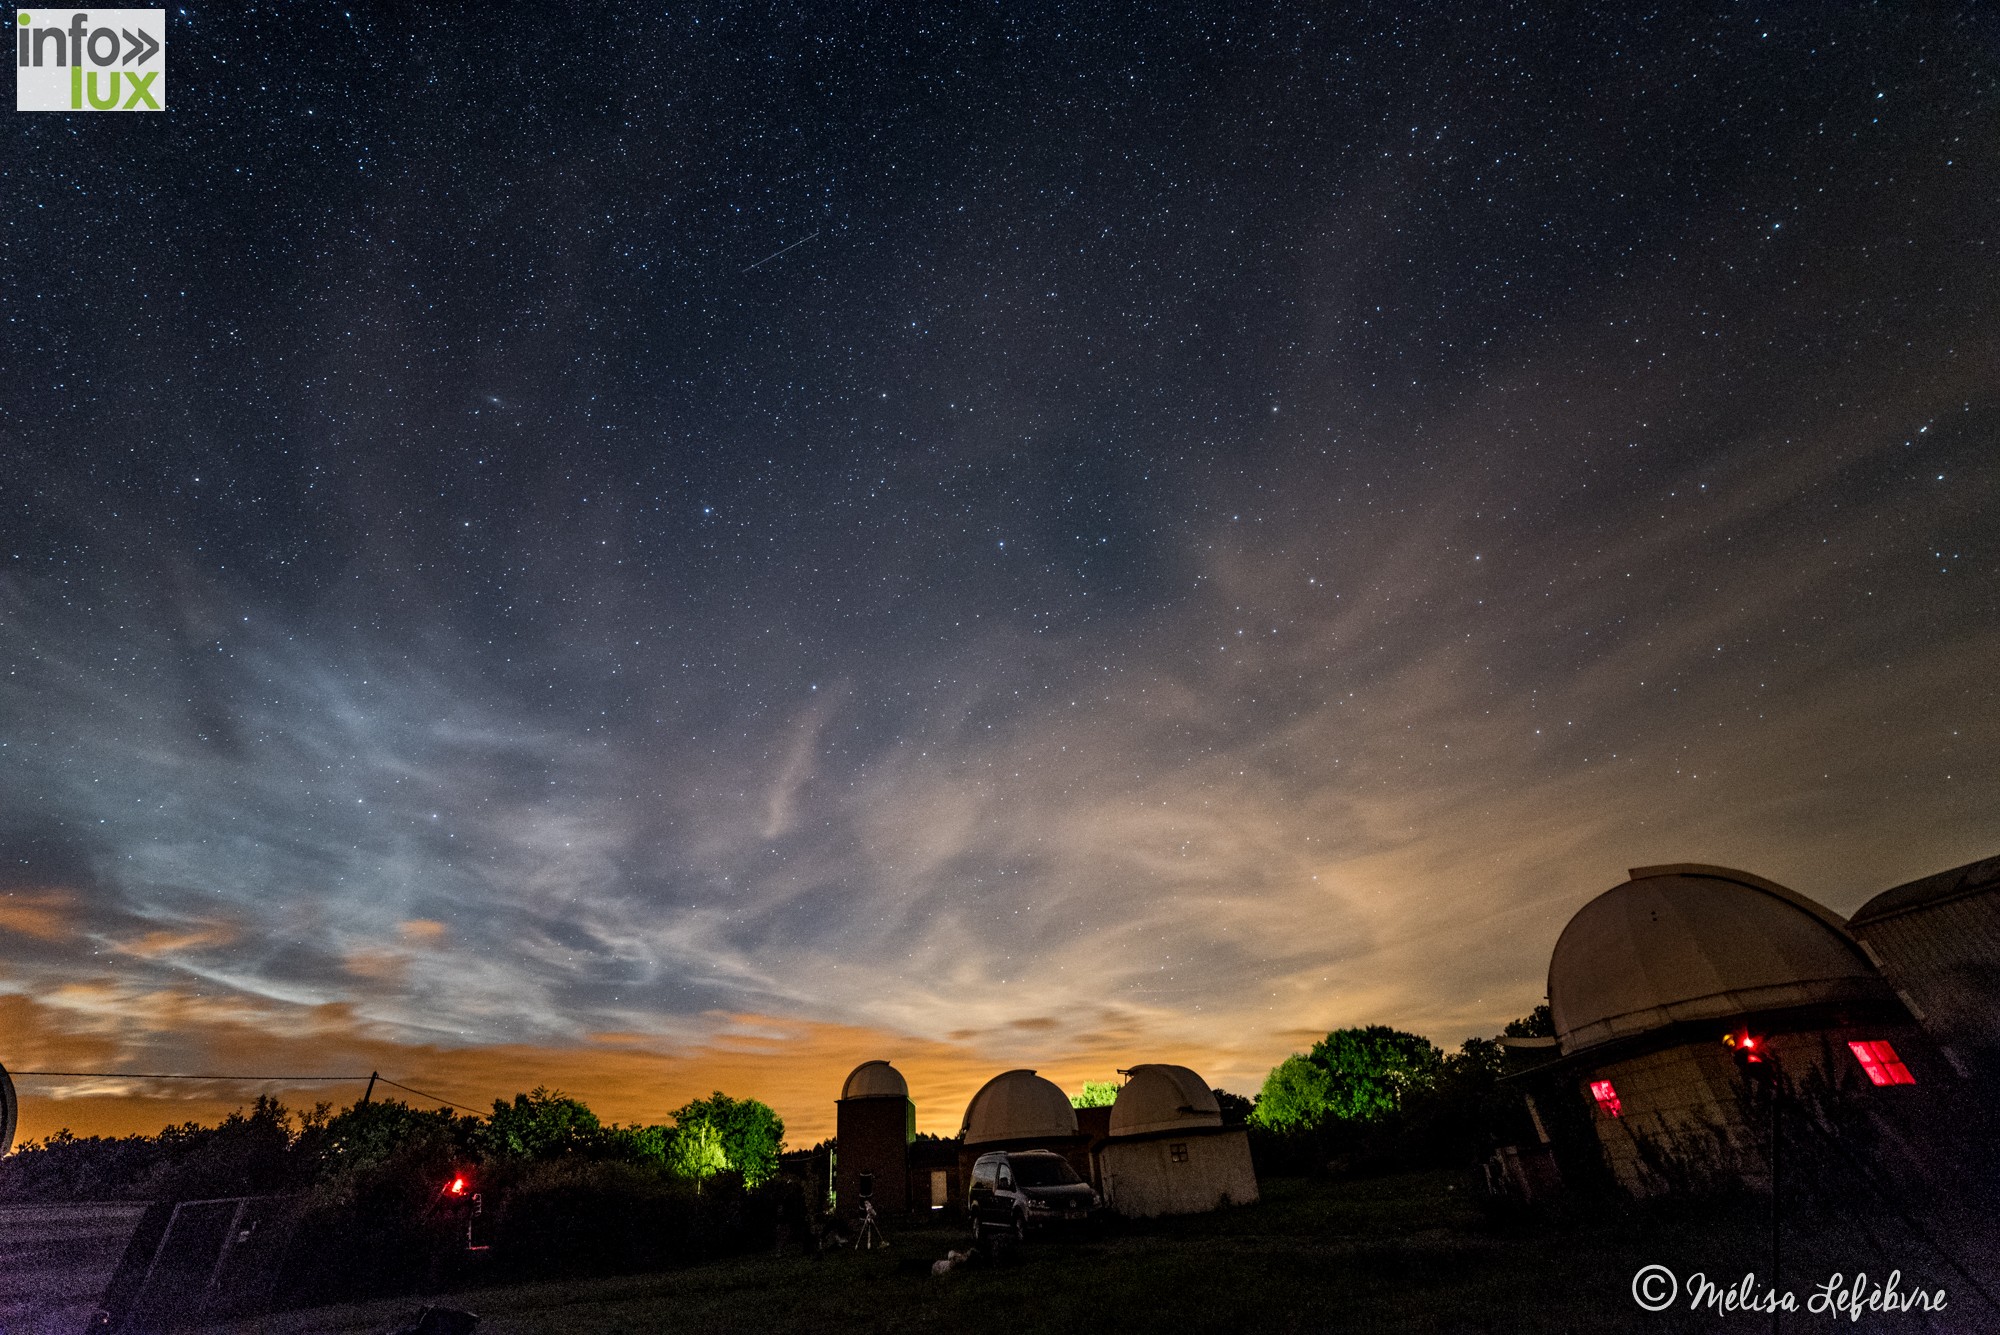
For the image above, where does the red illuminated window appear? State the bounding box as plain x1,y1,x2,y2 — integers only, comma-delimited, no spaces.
1589,1079,1622,1117
1848,1040,1915,1086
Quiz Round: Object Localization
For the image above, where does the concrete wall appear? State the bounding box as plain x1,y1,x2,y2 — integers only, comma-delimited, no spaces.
1097,1128,1258,1218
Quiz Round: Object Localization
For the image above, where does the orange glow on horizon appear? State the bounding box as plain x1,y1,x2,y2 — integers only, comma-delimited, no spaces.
0,988,1276,1149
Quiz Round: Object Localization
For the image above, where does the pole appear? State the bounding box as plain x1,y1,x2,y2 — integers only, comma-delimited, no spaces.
0,1062,17,1158
361,1071,378,1106
1770,1065,1780,1335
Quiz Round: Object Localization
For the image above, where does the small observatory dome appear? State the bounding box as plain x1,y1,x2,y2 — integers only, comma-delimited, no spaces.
1109,1064,1222,1138
960,1069,1079,1145
841,1059,909,1101
1549,863,1890,1055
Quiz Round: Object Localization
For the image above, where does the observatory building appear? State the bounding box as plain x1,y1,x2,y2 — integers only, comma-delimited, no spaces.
819,1060,1257,1221
957,1069,1090,1184
1097,1064,1259,1217
1846,853,2000,1085
1546,863,1935,1194
835,1060,915,1215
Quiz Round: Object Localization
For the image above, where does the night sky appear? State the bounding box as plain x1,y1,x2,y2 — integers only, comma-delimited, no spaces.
3,3,1995,1144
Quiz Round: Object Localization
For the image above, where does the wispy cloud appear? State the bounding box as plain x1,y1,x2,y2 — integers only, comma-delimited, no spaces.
1,205,1993,1143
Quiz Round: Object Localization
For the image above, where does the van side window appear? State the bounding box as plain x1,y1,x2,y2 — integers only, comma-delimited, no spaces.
973,1161,996,1189
997,1164,1014,1190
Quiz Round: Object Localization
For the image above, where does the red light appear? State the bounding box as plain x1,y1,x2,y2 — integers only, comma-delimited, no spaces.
1848,1040,1915,1086
447,1176,466,1195
1589,1079,1622,1118
1724,1029,1766,1063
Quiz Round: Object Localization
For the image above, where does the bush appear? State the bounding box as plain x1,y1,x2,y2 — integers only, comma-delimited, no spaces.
0,1095,307,1203
2,1085,793,1312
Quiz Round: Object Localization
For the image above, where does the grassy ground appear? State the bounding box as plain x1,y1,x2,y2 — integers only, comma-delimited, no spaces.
204,1171,1978,1334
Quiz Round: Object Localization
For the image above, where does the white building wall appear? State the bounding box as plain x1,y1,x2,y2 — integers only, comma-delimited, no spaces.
1098,1129,1258,1218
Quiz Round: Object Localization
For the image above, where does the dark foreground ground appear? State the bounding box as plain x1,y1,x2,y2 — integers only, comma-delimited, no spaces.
202,1172,1984,1335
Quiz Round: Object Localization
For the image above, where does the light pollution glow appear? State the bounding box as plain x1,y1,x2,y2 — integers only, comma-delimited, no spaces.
4,303,1992,1147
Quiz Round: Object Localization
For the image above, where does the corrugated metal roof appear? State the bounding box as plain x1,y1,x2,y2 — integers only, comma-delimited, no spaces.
1849,853,2000,927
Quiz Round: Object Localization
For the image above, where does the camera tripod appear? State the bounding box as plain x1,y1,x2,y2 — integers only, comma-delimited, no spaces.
853,1198,887,1250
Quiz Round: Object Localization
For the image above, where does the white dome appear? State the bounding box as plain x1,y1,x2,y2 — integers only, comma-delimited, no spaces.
1549,864,1889,1055
1109,1064,1221,1138
960,1069,1078,1145
840,1059,909,1101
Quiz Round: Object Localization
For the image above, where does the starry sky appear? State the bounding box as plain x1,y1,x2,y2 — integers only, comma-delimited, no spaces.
3,3,1995,1146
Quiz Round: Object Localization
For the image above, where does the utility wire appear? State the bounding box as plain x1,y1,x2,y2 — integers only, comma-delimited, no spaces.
371,1077,487,1116
8,1071,368,1081
6,1070,487,1116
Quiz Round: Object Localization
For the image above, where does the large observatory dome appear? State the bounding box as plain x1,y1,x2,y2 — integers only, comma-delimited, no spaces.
960,1069,1078,1145
1108,1064,1222,1138
1549,864,1890,1055
840,1060,909,1101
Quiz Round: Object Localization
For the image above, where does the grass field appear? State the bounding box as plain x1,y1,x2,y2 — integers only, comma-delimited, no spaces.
203,1171,1977,1334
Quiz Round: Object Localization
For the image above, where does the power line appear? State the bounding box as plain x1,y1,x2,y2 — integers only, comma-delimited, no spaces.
372,1077,487,1116
8,1071,369,1082
6,1070,487,1116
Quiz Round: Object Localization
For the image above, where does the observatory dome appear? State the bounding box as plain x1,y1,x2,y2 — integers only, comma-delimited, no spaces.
960,1069,1078,1145
840,1060,909,1101
1108,1064,1222,1138
1549,864,1890,1055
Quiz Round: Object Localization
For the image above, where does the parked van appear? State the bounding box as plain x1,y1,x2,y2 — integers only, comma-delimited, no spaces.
966,1150,1098,1239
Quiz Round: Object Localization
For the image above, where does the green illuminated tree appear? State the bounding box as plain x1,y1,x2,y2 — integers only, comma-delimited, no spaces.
1070,1080,1120,1108
1248,1054,1337,1132
1249,1027,1445,1131
665,1120,728,1186
1307,1027,1444,1121
669,1091,785,1187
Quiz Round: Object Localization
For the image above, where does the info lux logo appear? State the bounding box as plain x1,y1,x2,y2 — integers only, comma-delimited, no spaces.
16,9,165,111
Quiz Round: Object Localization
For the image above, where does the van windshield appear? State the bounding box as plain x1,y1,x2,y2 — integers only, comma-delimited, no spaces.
1011,1156,1081,1187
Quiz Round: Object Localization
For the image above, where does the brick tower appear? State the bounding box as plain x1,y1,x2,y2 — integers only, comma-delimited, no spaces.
835,1059,915,1215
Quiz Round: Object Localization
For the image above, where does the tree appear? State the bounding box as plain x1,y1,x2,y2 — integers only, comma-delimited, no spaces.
595,1123,672,1167
1211,1089,1254,1125
485,1088,601,1160
1450,1036,1506,1079
669,1092,785,1187
1307,1027,1444,1121
1249,1055,1337,1133
1070,1080,1119,1109
304,1099,473,1178
664,1120,728,1186
1249,1027,1445,1131
1504,1004,1555,1039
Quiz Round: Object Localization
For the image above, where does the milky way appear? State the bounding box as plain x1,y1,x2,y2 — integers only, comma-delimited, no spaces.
3,4,1995,1141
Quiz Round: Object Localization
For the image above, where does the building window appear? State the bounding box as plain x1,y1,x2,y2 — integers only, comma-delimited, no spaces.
930,1169,949,1209
1849,1040,1916,1086
1589,1079,1622,1117
1169,1143,1189,1163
